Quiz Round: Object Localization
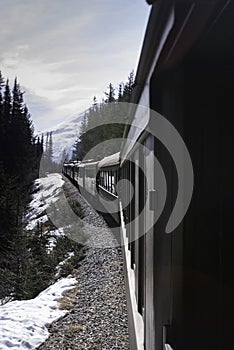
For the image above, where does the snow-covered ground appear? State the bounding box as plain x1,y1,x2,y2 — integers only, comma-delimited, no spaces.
0,276,77,350
0,173,79,349
25,173,65,231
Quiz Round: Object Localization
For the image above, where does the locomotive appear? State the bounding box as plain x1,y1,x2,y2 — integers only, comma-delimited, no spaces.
64,0,234,349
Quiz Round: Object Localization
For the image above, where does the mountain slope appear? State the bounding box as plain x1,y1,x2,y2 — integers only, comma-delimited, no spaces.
41,111,85,163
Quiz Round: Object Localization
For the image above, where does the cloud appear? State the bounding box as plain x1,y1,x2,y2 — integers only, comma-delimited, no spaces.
0,0,150,130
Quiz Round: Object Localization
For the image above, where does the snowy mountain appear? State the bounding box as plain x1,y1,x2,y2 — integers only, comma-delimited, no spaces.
41,111,86,163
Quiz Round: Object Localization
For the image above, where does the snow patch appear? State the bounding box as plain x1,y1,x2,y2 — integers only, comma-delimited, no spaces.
25,173,64,231
46,228,66,252
55,251,75,277
0,276,77,350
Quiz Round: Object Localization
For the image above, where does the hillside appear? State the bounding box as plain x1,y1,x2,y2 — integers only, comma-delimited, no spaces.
0,174,129,349
41,111,85,163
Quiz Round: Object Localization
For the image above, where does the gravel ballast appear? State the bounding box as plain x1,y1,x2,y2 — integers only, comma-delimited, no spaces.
37,176,129,350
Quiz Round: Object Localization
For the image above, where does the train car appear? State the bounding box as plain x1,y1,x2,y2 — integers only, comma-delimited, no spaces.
73,161,80,183
63,162,69,177
77,160,99,203
77,162,85,189
98,152,120,224
120,1,234,350
63,155,120,223
63,161,79,185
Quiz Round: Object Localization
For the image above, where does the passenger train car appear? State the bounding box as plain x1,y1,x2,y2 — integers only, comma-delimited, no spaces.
63,0,234,349
63,152,120,224
120,1,234,350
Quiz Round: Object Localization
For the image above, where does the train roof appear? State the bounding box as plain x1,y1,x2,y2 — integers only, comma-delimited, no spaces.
79,160,99,168
63,161,80,167
132,0,230,106
98,152,120,169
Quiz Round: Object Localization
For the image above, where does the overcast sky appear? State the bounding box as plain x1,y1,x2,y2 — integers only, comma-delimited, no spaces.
0,0,150,132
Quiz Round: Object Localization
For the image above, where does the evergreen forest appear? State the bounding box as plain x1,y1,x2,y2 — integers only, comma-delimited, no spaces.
0,71,81,302
72,70,135,161
0,69,135,302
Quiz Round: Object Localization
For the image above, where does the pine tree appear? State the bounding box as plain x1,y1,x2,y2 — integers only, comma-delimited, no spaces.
40,134,44,153
48,132,53,161
3,79,12,120
0,71,5,170
105,83,115,103
2,79,12,155
61,148,69,163
123,70,134,102
93,96,97,109
45,132,49,158
40,131,56,173
12,78,23,120
118,83,123,101
0,70,5,117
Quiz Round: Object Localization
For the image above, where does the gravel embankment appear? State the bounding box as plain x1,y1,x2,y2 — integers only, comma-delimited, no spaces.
38,176,129,350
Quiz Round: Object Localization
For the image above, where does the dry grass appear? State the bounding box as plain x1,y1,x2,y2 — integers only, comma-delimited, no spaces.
68,325,87,332
58,285,79,310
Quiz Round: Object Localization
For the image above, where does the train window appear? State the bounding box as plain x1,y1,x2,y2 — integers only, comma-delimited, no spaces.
104,172,107,189
109,171,113,193
99,169,118,195
112,172,114,193
107,171,110,191
110,171,112,192
114,171,117,195
111,172,115,194
100,171,104,187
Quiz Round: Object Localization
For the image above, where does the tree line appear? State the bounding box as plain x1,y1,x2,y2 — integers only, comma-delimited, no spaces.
0,71,83,302
0,71,44,300
0,71,43,253
72,70,134,161
40,131,60,174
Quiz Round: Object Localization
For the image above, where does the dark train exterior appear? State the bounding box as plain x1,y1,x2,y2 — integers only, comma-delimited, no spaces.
120,1,234,350
63,0,234,349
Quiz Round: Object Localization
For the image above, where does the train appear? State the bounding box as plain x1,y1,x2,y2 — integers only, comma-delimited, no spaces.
63,152,120,225
63,0,234,349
